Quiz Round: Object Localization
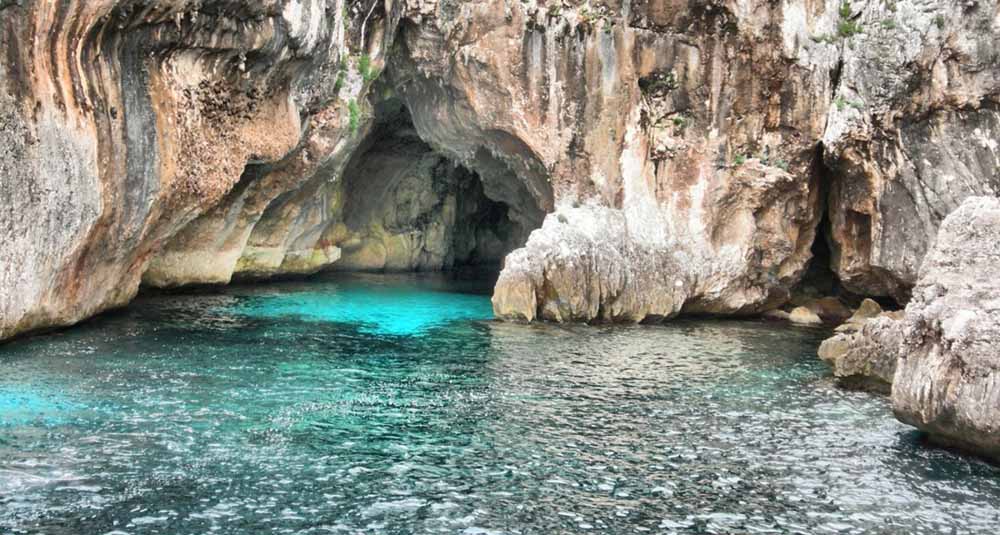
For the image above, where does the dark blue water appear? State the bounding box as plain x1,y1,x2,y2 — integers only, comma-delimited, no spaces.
2,273,999,534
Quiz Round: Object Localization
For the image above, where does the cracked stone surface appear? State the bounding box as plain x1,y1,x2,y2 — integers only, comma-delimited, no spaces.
890,196,1000,461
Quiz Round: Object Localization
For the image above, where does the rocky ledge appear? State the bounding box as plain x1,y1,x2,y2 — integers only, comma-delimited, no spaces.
817,300,903,392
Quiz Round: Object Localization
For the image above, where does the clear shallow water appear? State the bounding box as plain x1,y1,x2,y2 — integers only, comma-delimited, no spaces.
1,273,999,534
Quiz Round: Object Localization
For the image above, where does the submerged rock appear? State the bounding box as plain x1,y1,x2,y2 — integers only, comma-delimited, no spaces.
891,197,1000,460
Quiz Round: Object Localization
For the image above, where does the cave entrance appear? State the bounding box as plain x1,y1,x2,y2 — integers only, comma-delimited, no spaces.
328,99,539,276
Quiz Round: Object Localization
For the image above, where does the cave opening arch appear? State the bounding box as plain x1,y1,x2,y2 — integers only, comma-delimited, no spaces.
326,94,552,278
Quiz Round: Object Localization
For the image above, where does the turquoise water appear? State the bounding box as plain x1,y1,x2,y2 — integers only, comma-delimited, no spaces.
232,279,494,336
1,272,1000,534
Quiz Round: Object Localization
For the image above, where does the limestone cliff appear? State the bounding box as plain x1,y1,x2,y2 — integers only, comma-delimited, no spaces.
1,0,343,339
2,0,1000,340
889,197,1000,460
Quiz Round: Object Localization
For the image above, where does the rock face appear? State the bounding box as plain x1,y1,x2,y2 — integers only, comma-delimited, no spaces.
817,298,904,390
891,197,1000,460
822,1,1000,301
485,0,1000,321
2,1,1000,339
818,313,903,392
1,1,342,339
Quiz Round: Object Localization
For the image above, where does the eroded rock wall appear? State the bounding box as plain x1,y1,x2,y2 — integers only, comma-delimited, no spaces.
823,0,1000,301
490,0,1000,321
0,1,351,338
890,197,1000,460
3,0,1000,339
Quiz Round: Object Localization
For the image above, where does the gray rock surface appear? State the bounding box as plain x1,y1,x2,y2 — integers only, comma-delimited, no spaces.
818,314,904,392
891,196,1000,460
823,0,1000,301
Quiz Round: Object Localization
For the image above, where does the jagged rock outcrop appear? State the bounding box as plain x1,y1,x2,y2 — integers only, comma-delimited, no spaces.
823,0,1000,301
818,312,904,392
817,298,903,390
2,0,1000,339
493,0,1000,321
817,197,1000,457
891,197,1000,460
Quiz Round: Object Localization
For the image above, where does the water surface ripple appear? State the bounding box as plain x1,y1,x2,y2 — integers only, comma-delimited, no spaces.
1,273,999,534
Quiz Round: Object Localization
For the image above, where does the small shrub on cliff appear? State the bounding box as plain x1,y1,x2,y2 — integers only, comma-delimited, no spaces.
357,55,379,83
839,1,852,20
348,100,360,134
834,96,865,112
838,19,862,38
333,69,346,94
837,1,863,38
733,154,747,167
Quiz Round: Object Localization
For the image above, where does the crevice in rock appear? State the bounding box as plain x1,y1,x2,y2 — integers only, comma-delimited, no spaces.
790,144,844,305
795,142,901,312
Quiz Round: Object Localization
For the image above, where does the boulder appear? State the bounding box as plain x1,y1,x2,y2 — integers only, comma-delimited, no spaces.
891,197,1000,461
803,297,853,323
850,299,884,323
788,307,823,326
818,315,903,392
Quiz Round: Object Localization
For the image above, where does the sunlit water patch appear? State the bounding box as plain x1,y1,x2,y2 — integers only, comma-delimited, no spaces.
1,272,999,534
230,276,494,336
0,386,81,428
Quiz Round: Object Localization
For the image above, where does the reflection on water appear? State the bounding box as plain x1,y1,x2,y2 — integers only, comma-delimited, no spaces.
1,272,999,534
